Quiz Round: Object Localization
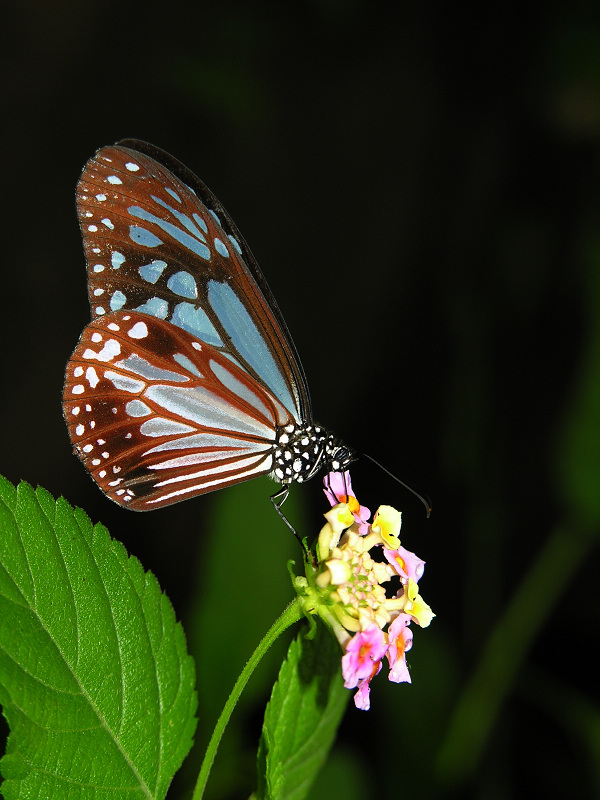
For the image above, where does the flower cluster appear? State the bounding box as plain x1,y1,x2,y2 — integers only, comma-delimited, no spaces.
295,472,434,710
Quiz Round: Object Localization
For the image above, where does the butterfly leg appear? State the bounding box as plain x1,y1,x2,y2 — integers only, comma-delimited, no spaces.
270,485,312,561
270,484,293,531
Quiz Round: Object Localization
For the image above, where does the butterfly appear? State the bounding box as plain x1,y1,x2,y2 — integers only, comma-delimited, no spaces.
63,140,355,518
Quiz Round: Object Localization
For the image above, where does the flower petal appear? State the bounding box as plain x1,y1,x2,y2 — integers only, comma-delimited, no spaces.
371,505,402,549
384,546,426,582
387,613,413,684
341,624,388,687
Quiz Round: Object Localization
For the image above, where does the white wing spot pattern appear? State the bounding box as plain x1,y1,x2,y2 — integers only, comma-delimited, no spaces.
127,321,148,339
86,367,100,388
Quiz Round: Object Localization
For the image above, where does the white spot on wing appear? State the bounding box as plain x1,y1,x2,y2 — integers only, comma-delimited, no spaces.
214,237,229,258
104,370,145,393
86,367,100,388
82,339,121,363
128,321,148,339
228,235,243,254
140,418,196,437
126,399,152,417
110,290,126,310
111,252,125,269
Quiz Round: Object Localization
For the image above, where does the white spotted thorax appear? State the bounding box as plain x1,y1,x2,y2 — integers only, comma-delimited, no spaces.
63,140,355,511
273,424,353,485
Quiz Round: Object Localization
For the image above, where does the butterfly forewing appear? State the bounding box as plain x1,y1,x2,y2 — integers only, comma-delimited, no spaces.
76,141,309,423
63,310,296,510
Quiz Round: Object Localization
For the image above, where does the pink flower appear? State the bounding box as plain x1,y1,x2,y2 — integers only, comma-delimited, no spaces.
353,661,383,710
384,545,425,583
323,471,371,534
341,624,388,688
386,613,413,684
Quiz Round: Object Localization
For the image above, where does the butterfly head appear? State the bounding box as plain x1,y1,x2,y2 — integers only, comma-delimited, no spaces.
325,440,356,474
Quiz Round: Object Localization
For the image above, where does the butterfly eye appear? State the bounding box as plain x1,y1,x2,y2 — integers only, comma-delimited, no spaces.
63,140,354,517
328,445,356,473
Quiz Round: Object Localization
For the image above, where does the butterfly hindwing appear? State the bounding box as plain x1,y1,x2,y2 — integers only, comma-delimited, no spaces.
63,310,295,510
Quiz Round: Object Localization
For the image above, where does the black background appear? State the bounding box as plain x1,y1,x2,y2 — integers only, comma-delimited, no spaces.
2,2,600,798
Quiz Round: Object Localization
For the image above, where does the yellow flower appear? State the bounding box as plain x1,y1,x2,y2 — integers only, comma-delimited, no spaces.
317,502,355,560
371,505,402,550
401,579,435,628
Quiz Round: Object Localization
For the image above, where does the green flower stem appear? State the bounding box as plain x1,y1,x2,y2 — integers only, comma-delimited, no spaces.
192,597,305,800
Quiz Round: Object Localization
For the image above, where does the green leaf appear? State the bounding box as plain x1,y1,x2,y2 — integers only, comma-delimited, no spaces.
0,477,197,800
256,622,349,800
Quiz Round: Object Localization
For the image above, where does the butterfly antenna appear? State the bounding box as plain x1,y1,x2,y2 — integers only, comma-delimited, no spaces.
362,453,432,518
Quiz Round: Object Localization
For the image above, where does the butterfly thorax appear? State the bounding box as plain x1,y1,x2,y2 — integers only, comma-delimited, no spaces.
273,423,355,485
